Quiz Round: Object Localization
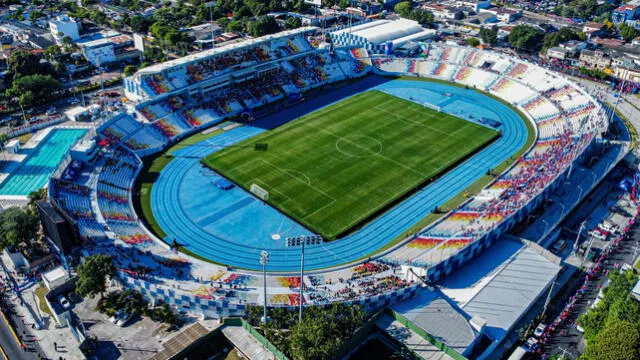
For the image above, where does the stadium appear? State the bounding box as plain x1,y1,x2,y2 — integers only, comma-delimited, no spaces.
38,23,629,358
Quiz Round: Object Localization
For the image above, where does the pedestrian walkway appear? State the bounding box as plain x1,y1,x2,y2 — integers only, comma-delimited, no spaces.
376,314,454,360
221,324,274,360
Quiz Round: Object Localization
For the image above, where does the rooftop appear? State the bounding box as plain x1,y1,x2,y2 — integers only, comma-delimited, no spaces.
440,238,561,341
332,19,433,46
136,27,317,75
392,290,479,354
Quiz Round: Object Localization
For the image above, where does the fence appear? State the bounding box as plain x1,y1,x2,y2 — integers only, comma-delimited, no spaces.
388,309,467,360
5,115,67,139
238,318,289,360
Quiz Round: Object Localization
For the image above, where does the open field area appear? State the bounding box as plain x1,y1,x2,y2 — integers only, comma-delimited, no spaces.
204,90,499,239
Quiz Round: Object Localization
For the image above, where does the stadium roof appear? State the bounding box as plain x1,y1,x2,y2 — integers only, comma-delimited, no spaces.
392,290,480,355
332,19,435,46
440,237,561,341
136,27,318,76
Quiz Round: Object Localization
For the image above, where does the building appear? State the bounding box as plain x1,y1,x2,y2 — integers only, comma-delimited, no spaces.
78,34,140,66
614,64,640,83
36,201,80,255
559,40,587,55
28,35,55,50
49,15,80,45
547,46,571,60
632,279,640,302
480,7,522,23
185,23,223,47
612,1,640,25
423,4,464,20
330,19,437,53
579,49,611,70
455,0,492,13
583,21,604,35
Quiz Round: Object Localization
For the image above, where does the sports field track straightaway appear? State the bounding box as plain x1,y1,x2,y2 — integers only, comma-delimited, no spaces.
149,79,530,271
203,90,499,240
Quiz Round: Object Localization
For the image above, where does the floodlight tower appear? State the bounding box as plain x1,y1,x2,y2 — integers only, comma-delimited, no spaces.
260,250,270,323
286,235,323,323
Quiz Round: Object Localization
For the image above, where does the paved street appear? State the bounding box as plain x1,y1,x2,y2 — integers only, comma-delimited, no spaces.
542,232,639,359
0,294,42,360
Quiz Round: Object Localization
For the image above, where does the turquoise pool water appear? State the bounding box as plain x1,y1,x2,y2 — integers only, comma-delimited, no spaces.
0,128,87,196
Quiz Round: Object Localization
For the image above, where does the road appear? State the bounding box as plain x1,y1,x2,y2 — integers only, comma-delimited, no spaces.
0,294,41,360
542,228,640,358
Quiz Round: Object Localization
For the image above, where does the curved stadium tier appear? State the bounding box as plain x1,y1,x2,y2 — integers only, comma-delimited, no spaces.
48,27,614,319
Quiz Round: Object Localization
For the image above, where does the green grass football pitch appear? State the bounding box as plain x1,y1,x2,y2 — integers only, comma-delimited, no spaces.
203,90,500,240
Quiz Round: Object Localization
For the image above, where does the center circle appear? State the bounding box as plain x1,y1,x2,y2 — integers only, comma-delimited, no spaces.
335,136,383,157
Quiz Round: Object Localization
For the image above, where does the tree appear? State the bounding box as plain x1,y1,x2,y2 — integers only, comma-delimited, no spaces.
9,74,61,106
580,321,640,360
287,303,366,360
480,27,498,46
124,65,138,77
129,15,151,34
394,1,413,18
543,28,581,50
285,16,302,29
619,23,640,42
76,254,116,299
29,10,44,23
0,207,39,250
508,25,542,52
247,16,280,37
466,37,480,47
7,50,41,80
27,189,46,214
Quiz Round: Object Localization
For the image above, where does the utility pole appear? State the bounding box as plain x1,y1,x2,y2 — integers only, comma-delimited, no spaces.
573,221,586,254
581,235,596,269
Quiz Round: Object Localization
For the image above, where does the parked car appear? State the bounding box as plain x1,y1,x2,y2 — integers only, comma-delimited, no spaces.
534,323,547,337
552,240,567,253
117,312,133,327
110,309,126,323
597,221,616,234
588,230,607,241
57,295,71,310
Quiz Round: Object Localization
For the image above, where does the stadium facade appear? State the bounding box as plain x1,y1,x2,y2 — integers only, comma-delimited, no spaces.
44,23,629,359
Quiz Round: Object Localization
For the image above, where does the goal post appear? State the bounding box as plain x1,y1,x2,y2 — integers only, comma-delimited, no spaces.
423,102,441,112
250,183,269,201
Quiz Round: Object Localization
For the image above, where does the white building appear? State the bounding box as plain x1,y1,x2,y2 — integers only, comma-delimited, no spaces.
49,15,80,45
456,0,492,12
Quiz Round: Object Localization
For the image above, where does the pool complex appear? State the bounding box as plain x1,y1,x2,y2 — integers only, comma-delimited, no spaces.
150,79,529,271
0,129,87,196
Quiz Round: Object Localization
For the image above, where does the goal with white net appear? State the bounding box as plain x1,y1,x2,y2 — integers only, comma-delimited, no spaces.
250,183,269,201
423,102,441,112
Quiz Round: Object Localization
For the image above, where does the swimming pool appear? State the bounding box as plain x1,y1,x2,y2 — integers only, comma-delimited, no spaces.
0,128,87,196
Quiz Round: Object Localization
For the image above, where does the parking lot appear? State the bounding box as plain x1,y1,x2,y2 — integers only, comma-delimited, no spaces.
73,291,172,360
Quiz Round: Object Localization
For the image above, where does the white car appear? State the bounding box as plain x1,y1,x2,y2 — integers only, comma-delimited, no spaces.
597,221,615,234
109,309,125,323
588,230,607,241
57,295,71,310
116,312,133,327
533,323,547,337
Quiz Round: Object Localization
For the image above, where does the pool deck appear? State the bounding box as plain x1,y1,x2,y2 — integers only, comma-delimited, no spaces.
0,122,93,205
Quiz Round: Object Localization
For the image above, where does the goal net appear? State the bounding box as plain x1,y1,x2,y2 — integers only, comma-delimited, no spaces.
423,102,441,112
250,184,269,201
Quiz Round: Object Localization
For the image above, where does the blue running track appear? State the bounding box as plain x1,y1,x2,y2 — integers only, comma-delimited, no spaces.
150,79,530,271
